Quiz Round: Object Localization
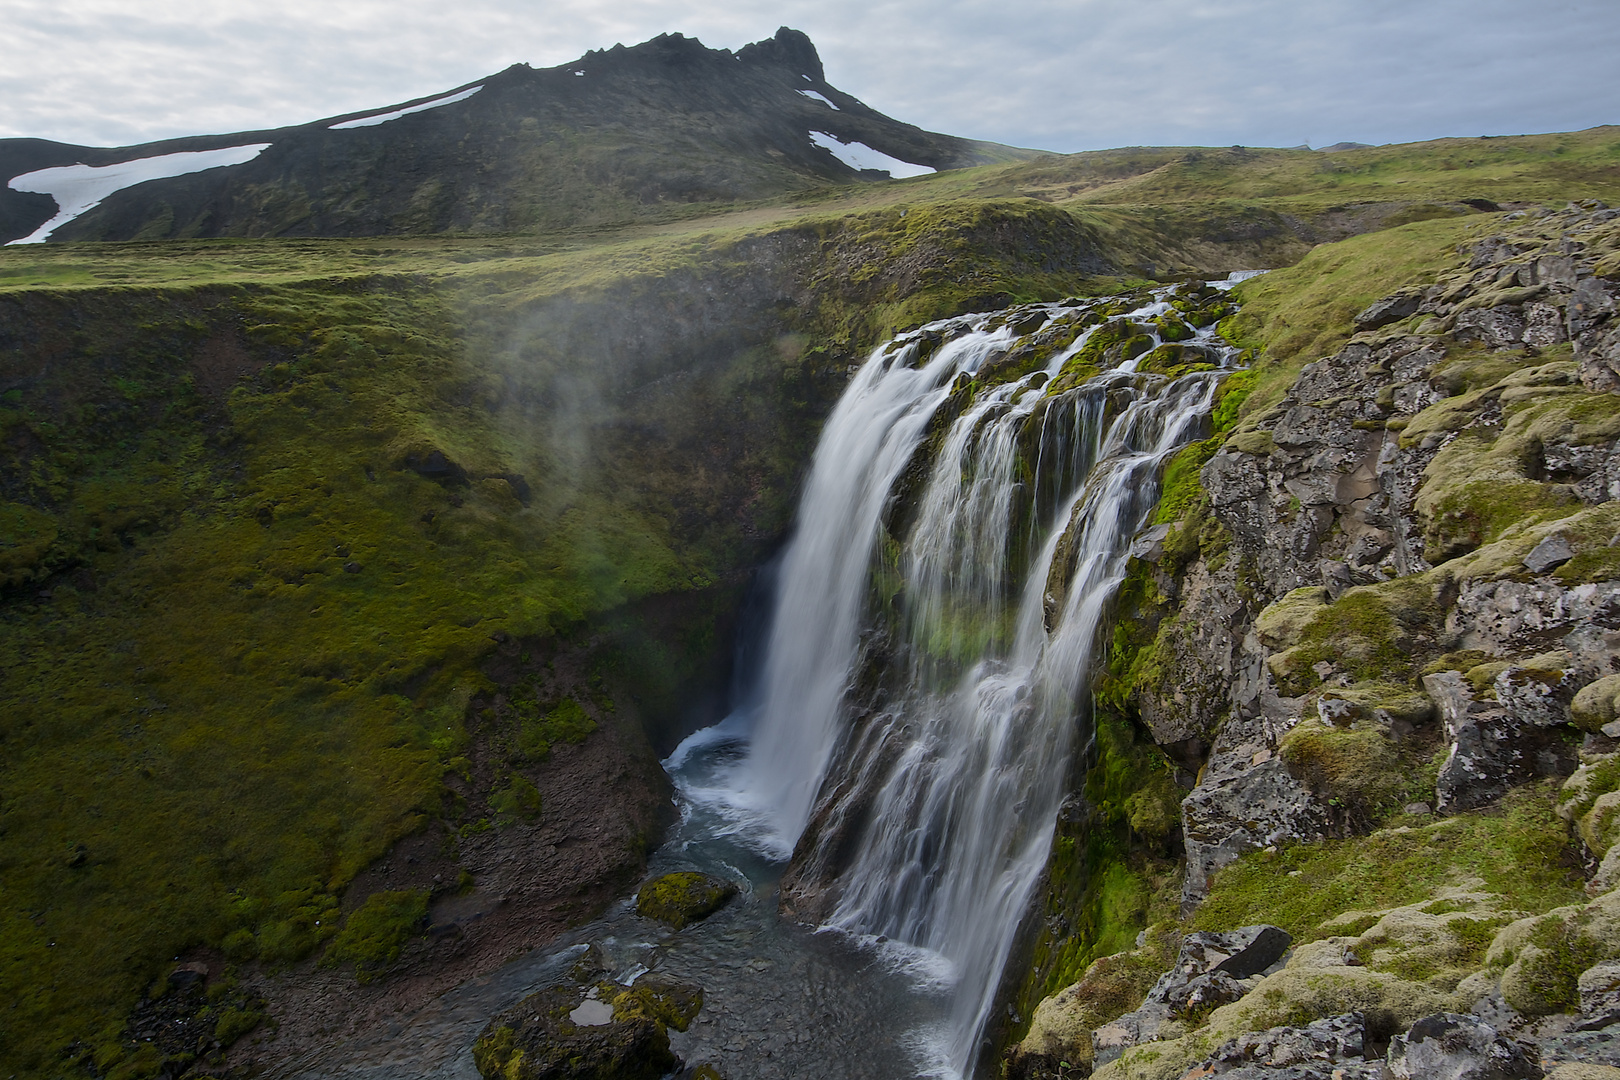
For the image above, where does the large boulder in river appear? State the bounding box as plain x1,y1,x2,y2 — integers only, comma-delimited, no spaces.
472,975,702,1080
634,871,738,929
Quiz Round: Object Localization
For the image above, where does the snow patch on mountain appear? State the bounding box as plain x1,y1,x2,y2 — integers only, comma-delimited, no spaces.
329,86,483,130
6,144,271,244
808,131,934,178
797,89,839,110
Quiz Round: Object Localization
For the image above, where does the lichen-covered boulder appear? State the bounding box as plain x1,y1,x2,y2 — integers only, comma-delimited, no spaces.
1087,926,1293,1066
1195,1012,1380,1078
1426,669,1579,814
634,872,738,930
1579,960,1620,1029
1384,1012,1540,1080
1575,676,1620,734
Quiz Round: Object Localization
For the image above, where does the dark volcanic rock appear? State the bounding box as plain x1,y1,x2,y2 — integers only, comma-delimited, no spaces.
1149,925,1293,1000
1524,533,1576,574
1354,290,1423,330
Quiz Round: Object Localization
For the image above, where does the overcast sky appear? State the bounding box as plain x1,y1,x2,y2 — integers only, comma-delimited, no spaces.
3,0,1618,153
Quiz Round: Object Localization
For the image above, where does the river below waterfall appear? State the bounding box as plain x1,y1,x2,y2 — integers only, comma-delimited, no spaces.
274,276,1256,1080
276,721,961,1079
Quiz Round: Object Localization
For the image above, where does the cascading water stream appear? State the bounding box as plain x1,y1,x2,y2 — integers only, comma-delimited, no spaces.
737,282,1247,1077
264,280,1255,1080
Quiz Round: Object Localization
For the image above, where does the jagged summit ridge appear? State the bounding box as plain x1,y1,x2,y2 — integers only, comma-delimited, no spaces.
0,27,1036,244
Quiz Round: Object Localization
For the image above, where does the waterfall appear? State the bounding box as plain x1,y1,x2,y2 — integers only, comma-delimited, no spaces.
735,283,1244,1077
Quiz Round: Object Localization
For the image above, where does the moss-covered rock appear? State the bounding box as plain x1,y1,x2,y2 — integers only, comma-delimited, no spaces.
1253,587,1329,650
607,975,703,1031
1263,578,1442,696
1013,924,1180,1074
472,980,687,1080
1153,315,1195,343
634,872,738,930
1575,676,1620,733
1278,719,1405,815
320,889,430,984
1488,890,1620,1018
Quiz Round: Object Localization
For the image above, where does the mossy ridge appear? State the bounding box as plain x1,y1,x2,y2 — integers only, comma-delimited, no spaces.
1220,214,1486,426
1263,575,1444,696
11,125,1620,290
1276,717,1432,828
1004,128,1620,216
1190,781,1585,944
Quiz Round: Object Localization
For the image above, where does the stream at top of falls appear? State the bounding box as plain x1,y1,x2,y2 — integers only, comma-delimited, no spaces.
275,275,1257,1080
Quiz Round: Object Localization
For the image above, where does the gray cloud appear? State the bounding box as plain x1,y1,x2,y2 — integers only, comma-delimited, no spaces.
1,0,1616,152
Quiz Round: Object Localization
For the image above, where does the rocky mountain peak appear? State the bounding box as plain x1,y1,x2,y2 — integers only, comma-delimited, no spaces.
738,26,826,81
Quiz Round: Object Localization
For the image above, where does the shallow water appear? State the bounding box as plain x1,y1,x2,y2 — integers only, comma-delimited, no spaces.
276,721,956,1079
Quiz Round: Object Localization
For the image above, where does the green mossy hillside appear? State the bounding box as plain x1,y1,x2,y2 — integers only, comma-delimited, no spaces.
319,889,431,984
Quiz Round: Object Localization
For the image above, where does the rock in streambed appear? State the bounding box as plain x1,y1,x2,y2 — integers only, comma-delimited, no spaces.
473,974,703,1080
635,871,739,930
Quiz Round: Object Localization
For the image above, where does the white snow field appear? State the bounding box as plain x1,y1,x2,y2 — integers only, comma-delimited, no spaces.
6,144,271,244
808,131,935,178
797,89,840,110
329,85,483,129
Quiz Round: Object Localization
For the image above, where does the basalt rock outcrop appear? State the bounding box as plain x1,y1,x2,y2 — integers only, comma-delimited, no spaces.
1017,201,1620,1079
1173,201,1620,904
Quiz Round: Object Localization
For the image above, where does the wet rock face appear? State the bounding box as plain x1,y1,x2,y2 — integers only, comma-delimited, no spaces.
1385,1012,1542,1080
